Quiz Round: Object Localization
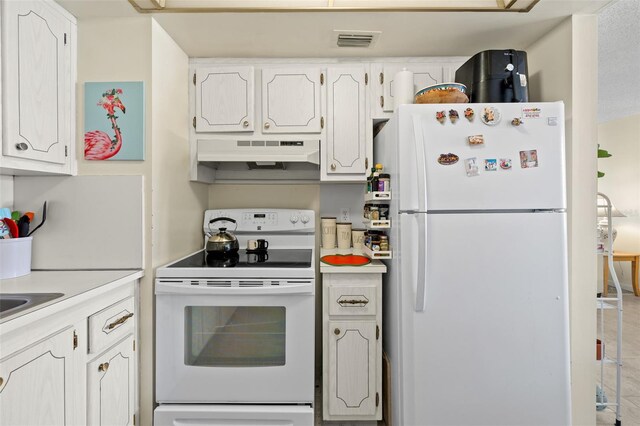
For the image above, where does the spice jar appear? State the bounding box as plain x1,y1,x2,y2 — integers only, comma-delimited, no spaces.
379,204,390,219
370,206,379,220
378,174,390,192
380,236,389,251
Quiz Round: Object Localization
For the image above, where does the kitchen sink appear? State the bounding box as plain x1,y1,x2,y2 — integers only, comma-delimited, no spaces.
0,293,64,319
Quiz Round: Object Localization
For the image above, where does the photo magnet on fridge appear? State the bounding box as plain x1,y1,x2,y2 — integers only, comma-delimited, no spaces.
464,158,479,177
468,135,485,146
484,159,497,171
520,150,539,168
499,158,512,170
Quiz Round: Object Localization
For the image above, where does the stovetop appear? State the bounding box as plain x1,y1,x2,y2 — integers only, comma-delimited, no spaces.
167,249,313,269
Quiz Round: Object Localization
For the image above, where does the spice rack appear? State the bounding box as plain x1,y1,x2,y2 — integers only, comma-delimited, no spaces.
363,192,393,259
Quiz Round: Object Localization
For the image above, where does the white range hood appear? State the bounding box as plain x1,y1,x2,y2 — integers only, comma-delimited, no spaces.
197,139,320,182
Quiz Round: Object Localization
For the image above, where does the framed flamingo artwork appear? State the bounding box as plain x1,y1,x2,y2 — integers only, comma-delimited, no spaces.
84,81,145,160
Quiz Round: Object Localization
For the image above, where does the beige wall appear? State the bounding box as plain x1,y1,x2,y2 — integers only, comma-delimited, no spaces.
528,15,599,426
598,114,640,289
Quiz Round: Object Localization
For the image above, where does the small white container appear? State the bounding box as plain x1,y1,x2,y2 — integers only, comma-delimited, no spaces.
321,217,337,249
336,223,352,249
0,237,32,279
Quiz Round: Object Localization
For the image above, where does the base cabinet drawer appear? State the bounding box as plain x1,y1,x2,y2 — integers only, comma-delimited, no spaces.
88,297,135,355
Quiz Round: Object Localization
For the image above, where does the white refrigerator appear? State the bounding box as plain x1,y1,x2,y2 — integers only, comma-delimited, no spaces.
375,102,571,426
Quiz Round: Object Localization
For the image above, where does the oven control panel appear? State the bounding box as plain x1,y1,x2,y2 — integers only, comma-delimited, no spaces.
204,209,315,233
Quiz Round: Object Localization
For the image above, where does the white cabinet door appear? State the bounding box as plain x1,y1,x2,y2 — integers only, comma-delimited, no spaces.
327,320,377,417
382,64,443,112
195,66,254,132
1,0,72,166
87,335,135,426
325,67,367,179
261,67,322,133
0,327,75,425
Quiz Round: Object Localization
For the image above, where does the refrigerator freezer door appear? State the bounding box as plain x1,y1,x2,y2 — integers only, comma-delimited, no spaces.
396,211,570,426
397,102,566,211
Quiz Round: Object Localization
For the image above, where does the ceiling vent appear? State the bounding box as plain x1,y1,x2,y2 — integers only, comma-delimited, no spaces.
334,30,381,48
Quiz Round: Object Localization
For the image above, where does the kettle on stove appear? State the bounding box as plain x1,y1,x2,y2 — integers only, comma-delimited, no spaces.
206,217,239,255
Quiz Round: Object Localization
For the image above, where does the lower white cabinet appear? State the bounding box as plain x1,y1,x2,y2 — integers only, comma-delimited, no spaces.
0,326,79,425
87,334,136,426
0,278,137,425
322,273,382,421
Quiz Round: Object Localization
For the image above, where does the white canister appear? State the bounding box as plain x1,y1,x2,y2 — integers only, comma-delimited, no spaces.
0,237,32,279
394,68,415,110
336,223,352,249
321,217,337,249
351,229,366,250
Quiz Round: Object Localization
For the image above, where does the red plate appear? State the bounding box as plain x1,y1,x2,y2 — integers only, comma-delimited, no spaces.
320,254,371,266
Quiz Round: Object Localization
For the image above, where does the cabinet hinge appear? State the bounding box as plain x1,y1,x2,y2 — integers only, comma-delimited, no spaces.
365,73,369,85
376,325,380,340
133,340,136,351
379,72,384,85
380,96,384,108
320,73,324,85
73,330,78,350
365,157,369,170
64,33,67,45
193,117,196,129
65,146,68,157
193,73,196,85
133,414,136,425
321,116,324,129
376,392,380,407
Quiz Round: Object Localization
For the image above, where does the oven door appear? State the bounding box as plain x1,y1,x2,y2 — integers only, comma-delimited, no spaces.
155,279,315,404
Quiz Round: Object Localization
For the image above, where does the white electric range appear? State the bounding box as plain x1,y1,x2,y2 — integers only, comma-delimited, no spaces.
154,209,315,425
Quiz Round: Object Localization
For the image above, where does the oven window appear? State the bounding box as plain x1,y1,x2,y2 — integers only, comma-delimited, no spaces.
185,306,286,367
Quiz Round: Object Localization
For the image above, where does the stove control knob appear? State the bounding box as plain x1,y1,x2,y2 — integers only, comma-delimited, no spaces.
301,215,310,224
290,214,299,224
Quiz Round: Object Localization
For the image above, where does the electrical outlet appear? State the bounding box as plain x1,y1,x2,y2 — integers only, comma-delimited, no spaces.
340,208,351,223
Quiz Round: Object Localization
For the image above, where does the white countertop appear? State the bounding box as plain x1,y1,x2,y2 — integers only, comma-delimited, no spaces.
320,248,387,274
0,269,143,325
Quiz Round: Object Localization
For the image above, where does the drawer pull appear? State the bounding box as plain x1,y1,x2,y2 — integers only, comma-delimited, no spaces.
107,312,134,330
334,328,341,335
338,299,369,307
98,362,110,372
15,142,29,151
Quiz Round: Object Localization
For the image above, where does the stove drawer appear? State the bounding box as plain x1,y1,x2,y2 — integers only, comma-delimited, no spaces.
88,296,135,354
328,284,377,316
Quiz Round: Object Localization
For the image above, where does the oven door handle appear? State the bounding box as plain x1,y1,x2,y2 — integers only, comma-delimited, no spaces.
155,281,314,295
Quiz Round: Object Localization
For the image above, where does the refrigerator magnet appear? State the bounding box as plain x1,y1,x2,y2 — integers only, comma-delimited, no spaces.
468,135,484,146
464,158,479,177
499,158,512,170
464,107,475,121
436,111,446,124
519,150,539,168
481,106,501,126
484,159,497,171
511,118,523,126
449,109,459,123
437,153,459,165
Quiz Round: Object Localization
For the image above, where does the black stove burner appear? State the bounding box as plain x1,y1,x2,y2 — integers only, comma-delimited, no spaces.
169,249,312,269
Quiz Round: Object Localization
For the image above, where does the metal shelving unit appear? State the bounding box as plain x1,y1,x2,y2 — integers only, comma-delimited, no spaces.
596,192,623,426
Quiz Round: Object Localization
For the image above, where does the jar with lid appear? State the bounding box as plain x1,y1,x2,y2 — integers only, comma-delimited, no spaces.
370,206,380,220
378,204,390,219
378,174,390,192
380,236,389,251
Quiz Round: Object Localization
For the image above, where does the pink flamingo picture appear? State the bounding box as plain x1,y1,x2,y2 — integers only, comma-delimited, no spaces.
84,88,126,160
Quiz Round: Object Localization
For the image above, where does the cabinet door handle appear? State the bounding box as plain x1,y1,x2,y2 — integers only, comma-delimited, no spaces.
330,163,336,171
334,328,341,335
107,312,134,330
15,142,28,151
243,120,249,128
0,377,3,387
338,299,369,306
264,122,270,129
98,362,110,372
380,96,384,108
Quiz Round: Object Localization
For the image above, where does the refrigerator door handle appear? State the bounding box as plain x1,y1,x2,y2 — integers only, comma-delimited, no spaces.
413,116,428,212
415,213,428,312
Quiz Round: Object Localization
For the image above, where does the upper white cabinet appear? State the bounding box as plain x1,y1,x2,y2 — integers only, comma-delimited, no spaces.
261,67,322,134
1,0,77,175
371,62,464,118
195,66,254,132
323,66,368,181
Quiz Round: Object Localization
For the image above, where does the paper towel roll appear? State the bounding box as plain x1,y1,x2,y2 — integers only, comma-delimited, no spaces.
394,68,415,110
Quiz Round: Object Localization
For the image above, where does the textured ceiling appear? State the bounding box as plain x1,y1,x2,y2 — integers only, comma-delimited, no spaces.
598,0,640,123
